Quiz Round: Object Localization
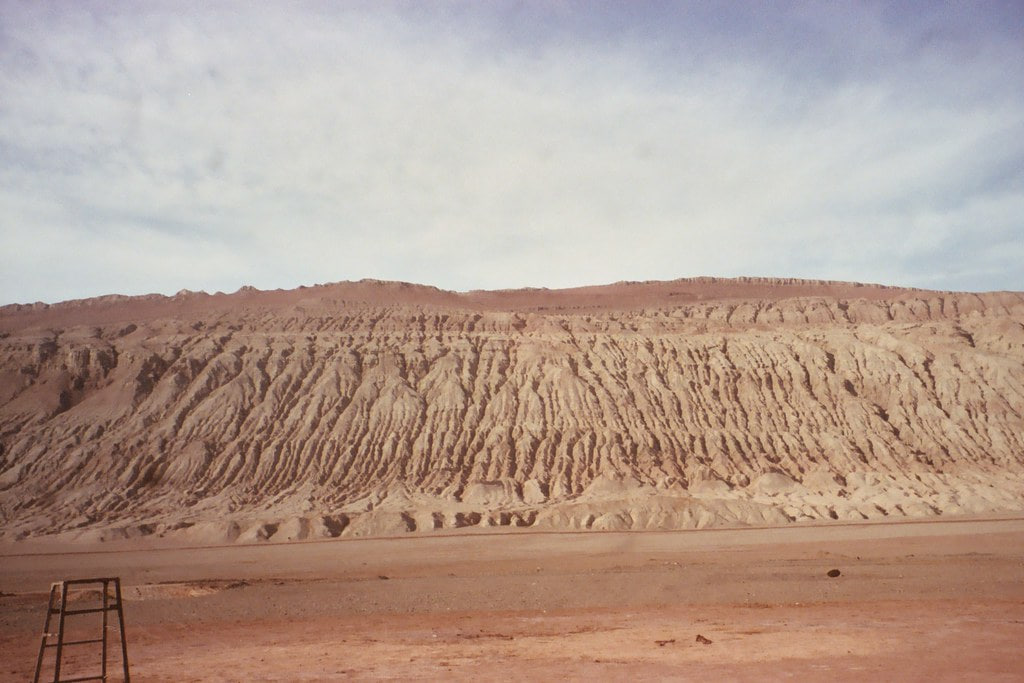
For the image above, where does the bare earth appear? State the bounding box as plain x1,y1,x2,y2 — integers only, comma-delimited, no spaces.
3,517,1023,681
2,278,1023,679
2,277,1024,545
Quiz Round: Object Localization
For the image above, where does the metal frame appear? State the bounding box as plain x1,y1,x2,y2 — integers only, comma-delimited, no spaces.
33,577,130,682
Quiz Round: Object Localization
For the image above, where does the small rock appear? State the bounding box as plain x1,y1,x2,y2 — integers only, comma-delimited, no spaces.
655,639,675,647
695,634,713,645
827,569,841,578
378,575,390,580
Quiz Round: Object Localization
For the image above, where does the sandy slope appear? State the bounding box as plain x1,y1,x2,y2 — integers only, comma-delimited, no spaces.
2,518,1022,680
1,277,1023,542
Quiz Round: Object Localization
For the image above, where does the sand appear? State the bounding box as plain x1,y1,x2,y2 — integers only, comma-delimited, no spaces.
3,517,1023,680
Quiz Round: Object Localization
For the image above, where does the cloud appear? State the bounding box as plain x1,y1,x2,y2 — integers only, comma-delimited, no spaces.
1,1,1022,304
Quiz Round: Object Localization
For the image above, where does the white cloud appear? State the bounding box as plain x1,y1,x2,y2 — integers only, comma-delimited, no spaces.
1,2,1022,304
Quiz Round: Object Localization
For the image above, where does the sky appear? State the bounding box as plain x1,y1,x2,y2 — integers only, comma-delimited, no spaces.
2,1,1023,304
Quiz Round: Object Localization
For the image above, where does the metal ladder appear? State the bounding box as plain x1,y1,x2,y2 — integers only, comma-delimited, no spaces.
33,577,130,683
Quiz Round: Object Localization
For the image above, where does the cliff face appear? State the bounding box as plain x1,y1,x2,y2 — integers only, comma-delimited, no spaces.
1,278,1023,543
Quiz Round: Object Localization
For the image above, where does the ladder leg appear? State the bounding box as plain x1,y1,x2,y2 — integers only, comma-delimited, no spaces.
33,584,58,683
101,579,109,681
54,582,69,683
114,578,130,683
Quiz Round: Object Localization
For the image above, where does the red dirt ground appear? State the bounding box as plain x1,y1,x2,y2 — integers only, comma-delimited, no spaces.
3,518,1023,681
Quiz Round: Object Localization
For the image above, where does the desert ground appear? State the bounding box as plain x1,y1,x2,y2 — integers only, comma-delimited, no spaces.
3,516,1023,681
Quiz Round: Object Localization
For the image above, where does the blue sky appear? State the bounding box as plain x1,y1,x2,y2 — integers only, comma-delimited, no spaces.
2,1,1022,304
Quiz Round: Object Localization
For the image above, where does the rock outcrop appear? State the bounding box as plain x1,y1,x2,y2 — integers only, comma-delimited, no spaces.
1,277,1022,543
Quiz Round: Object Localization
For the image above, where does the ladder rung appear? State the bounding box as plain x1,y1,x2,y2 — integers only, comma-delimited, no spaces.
61,605,121,616
61,577,119,586
44,637,105,647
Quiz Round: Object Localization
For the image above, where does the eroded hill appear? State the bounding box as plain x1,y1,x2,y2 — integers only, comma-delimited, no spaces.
1,277,1022,543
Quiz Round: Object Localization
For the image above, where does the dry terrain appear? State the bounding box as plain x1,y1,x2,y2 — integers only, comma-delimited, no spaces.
2,518,1023,680
2,277,1023,543
2,278,1023,678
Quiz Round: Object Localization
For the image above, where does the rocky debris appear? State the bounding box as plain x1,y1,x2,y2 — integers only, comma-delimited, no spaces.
827,569,842,578
696,634,713,645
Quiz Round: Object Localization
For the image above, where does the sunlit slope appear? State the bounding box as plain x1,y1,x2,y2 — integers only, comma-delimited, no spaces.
1,278,1022,542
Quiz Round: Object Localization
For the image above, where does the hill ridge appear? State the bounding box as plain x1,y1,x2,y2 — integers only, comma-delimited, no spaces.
1,277,1022,544
2,274,955,313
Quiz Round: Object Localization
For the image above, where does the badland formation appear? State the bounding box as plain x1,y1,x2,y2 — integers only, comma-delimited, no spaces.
1,277,1022,543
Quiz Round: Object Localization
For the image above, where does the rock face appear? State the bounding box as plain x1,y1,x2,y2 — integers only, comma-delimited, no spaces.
1,277,1023,543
